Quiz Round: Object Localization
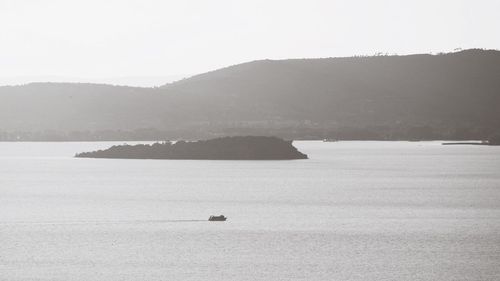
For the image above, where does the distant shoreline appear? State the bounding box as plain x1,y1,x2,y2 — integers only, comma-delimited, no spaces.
0,139,494,143
442,142,497,146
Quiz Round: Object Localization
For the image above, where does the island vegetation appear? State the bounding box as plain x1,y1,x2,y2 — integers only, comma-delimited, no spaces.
75,136,308,160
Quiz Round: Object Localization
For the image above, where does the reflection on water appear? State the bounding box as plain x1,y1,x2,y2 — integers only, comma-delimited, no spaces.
1,141,500,280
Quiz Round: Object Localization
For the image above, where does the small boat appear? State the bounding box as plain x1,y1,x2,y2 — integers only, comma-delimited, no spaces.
208,215,227,221
323,138,337,142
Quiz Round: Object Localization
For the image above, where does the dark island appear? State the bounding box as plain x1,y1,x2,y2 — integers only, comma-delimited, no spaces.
75,136,308,160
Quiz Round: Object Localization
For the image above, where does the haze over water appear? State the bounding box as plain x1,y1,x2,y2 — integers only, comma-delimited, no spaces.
1,141,499,280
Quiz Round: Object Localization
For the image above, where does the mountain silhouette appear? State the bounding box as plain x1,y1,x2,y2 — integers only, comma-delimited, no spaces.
1,49,499,140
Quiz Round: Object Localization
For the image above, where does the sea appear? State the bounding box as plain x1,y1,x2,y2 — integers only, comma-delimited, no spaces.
1,141,499,281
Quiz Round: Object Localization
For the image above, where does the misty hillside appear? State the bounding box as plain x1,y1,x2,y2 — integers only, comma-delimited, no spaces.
1,49,499,140
161,49,500,127
0,83,165,131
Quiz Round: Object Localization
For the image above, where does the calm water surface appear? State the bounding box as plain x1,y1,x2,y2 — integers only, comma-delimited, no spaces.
1,141,499,280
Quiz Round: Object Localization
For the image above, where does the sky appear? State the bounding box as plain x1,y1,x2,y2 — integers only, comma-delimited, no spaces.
0,0,499,86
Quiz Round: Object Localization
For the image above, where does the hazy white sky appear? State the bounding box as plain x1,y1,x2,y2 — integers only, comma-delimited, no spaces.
1,0,499,85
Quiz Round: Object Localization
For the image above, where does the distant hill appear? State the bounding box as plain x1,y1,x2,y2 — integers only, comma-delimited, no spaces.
1,49,499,140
